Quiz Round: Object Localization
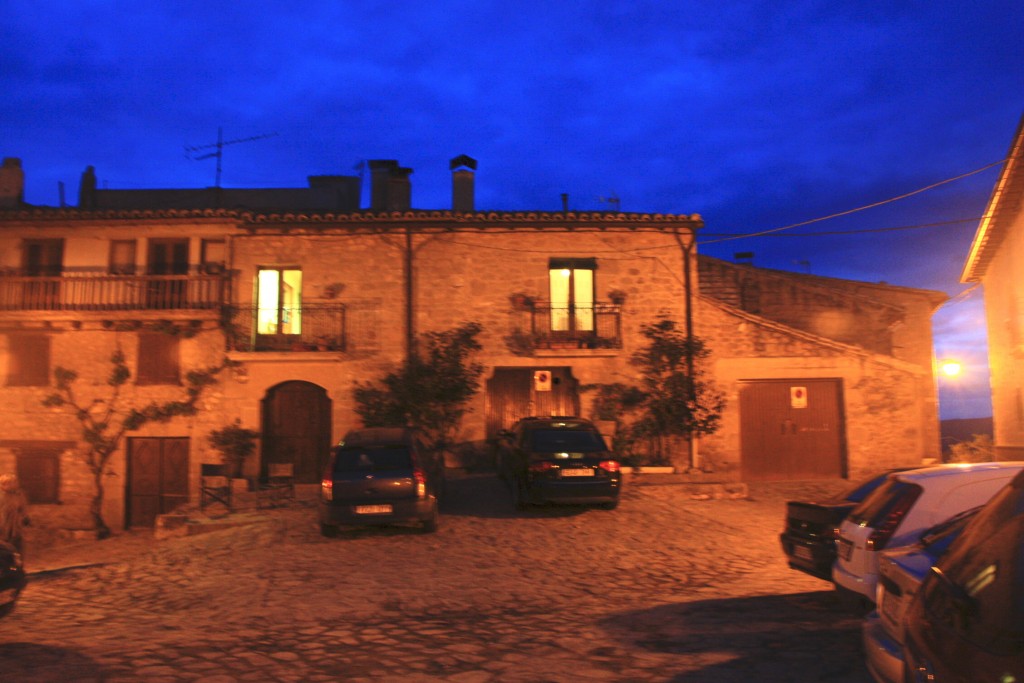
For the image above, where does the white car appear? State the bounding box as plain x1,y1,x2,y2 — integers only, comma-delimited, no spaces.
833,462,1024,604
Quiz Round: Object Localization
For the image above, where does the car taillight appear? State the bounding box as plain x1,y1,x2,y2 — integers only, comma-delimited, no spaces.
866,489,921,551
598,460,620,473
321,476,333,501
414,468,427,498
529,462,554,473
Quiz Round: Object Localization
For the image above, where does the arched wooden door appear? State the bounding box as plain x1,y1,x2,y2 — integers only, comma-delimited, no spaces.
262,381,332,483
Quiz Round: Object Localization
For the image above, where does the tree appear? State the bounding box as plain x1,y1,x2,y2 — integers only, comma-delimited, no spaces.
585,314,725,466
208,419,260,477
353,322,484,453
43,348,232,539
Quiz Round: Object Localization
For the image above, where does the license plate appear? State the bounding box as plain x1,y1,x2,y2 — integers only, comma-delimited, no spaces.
0,588,18,606
354,504,393,515
794,545,814,561
561,468,595,477
838,538,854,561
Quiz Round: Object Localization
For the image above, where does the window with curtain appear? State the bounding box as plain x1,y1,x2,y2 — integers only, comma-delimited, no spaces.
109,240,137,275
548,258,595,333
257,268,303,335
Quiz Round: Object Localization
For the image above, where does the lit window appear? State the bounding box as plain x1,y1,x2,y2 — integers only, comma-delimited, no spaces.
257,268,303,335
548,258,595,333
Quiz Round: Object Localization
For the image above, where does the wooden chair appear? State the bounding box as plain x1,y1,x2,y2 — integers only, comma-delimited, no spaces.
199,463,232,512
257,463,295,508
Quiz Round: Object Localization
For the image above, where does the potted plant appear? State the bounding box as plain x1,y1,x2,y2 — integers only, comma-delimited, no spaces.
208,419,260,479
509,292,535,310
608,289,627,305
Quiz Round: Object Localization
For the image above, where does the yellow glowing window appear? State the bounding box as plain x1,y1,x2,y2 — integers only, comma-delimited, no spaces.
257,268,302,335
548,259,595,332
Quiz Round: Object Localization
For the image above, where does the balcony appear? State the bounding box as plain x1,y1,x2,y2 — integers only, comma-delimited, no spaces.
527,301,622,350
0,273,226,312
228,304,347,352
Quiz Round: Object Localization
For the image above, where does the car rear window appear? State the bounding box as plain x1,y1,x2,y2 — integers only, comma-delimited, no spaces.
332,446,412,473
848,478,923,527
529,429,606,453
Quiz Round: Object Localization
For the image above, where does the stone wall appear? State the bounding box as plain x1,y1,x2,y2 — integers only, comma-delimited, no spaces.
699,298,940,479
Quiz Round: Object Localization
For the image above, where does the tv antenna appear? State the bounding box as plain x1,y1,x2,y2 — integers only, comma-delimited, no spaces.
184,127,278,187
597,193,621,211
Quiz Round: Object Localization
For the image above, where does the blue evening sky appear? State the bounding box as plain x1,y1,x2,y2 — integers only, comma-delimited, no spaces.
3,1,1021,418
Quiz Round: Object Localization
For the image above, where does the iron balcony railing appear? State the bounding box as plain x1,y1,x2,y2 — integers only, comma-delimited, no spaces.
0,273,226,311
228,304,347,352
528,301,622,349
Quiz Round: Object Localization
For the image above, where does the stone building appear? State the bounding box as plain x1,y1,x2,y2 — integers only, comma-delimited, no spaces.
698,257,945,481
962,115,1024,459
0,155,944,532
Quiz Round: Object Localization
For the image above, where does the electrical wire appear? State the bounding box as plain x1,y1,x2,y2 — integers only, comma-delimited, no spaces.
698,158,1006,246
699,217,982,239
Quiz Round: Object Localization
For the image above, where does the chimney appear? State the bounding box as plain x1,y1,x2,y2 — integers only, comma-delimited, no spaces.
0,158,25,208
450,154,477,212
367,160,412,212
368,159,398,211
386,166,413,211
78,165,97,209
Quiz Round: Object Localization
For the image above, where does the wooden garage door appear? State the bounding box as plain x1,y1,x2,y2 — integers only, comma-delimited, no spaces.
739,379,846,481
127,437,190,528
485,367,579,439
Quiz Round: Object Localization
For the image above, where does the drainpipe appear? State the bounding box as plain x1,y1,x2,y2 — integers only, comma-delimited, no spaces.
675,223,700,472
405,226,415,361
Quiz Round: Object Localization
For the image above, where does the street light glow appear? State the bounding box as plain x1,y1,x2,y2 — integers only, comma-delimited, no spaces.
940,360,962,378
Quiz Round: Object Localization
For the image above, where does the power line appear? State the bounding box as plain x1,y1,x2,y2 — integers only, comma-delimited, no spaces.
698,216,982,239
699,158,1005,246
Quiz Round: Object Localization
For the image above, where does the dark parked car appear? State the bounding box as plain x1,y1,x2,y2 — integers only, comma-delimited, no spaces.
780,468,915,581
902,469,1024,682
318,427,443,536
0,540,26,619
863,505,980,683
498,416,621,510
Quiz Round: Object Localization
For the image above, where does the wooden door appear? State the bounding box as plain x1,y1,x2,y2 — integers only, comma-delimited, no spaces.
739,379,846,481
147,239,189,308
485,367,579,439
262,381,332,483
23,238,63,308
127,437,190,528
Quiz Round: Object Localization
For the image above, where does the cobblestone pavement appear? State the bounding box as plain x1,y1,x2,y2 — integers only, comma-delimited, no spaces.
2,475,872,682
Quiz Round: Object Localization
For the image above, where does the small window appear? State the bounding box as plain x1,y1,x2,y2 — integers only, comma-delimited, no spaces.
136,333,180,385
109,240,137,275
23,239,63,276
16,448,61,504
6,333,50,386
201,239,226,274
